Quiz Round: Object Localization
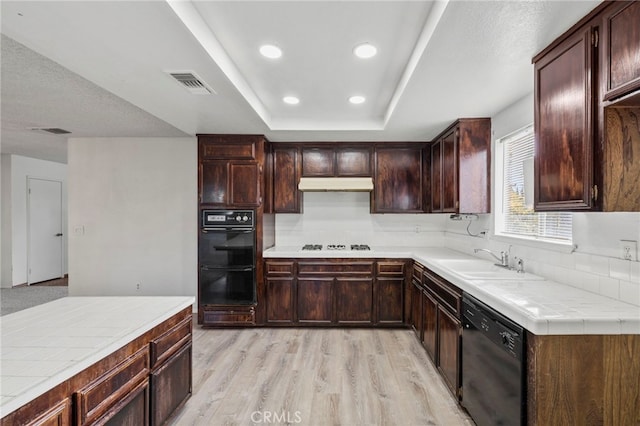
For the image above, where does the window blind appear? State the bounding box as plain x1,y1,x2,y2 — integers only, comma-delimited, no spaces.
501,126,572,242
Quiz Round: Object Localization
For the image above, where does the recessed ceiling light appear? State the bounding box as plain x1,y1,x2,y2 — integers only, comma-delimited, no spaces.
260,44,282,59
283,96,300,105
353,43,377,59
349,96,366,105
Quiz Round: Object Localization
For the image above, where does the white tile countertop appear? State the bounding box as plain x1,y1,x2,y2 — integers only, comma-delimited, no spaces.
0,296,194,418
263,246,640,335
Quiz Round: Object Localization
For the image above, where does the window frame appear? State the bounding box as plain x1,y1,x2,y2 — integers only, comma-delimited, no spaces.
494,124,573,247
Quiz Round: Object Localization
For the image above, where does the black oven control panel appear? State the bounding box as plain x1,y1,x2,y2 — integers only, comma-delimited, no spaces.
202,210,254,228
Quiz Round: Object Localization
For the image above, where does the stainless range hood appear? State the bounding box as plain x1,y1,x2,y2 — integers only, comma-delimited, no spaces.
298,177,374,192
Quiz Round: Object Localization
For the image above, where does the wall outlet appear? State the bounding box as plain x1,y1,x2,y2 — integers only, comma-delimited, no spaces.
620,240,637,261
136,282,141,291
415,225,421,233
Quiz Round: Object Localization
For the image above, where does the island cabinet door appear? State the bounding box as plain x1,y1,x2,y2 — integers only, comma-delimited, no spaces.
150,343,192,426
297,278,333,324
335,277,373,325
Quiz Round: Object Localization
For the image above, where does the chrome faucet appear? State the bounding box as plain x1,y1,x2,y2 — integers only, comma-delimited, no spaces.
474,248,509,268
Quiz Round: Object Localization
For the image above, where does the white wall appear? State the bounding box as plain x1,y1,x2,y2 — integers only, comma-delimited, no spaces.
67,137,197,297
444,94,640,306
0,154,68,287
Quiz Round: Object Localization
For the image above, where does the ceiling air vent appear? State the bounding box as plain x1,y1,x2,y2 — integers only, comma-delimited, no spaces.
168,71,215,95
31,128,71,135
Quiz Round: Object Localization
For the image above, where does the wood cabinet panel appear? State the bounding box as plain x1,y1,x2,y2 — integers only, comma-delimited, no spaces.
431,141,443,212
75,346,149,425
602,1,640,101
150,317,192,369
422,289,438,362
297,278,333,323
437,306,461,398
200,161,228,205
200,138,256,160
335,278,373,324
150,343,192,426
603,107,640,210
431,119,491,214
265,278,295,324
202,308,256,326
24,399,71,426
534,26,597,210
410,279,423,340
273,147,301,213
335,147,372,176
373,147,424,213
375,277,404,325
298,261,374,276
229,162,261,207
441,130,458,212
102,378,149,426
302,148,334,176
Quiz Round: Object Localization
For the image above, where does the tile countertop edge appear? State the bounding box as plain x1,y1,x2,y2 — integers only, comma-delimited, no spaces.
263,246,640,335
0,296,195,419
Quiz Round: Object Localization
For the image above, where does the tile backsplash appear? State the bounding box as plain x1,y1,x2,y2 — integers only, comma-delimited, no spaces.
275,194,640,306
275,192,446,248
444,213,640,307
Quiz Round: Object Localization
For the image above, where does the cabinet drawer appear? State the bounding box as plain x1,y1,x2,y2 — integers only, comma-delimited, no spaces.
412,263,424,282
75,346,149,425
265,261,295,275
203,309,256,326
423,270,461,317
377,261,405,276
298,261,374,276
150,316,192,369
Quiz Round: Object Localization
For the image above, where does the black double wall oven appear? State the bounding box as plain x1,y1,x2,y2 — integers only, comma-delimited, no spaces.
199,210,256,306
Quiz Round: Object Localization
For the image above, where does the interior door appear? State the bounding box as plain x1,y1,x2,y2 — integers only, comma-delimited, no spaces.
28,177,63,284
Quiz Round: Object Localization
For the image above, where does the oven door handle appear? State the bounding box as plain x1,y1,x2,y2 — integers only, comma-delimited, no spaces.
201,266,254,272
202,228,254,233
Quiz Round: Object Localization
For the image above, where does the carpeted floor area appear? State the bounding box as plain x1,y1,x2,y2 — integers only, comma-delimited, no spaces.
0,285,68,316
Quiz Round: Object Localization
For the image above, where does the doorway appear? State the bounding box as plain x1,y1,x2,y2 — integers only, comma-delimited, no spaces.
27,177,64,284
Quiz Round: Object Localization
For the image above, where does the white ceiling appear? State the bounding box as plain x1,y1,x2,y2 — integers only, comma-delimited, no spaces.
0,0,602,164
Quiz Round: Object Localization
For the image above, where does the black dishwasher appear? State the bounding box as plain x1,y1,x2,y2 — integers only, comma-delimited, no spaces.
461,293,525,426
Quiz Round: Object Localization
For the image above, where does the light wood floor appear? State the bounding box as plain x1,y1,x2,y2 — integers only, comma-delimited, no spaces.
172,327,474,426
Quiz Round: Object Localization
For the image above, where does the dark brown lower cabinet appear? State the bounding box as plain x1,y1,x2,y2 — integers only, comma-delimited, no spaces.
437,305,461,398
297,278,333,324
150,343,192,426
264,259,405,326
265,277,295,324
375,277,404,325
410,279,423,339
102,379,149,426
336,278,373,325
421,289,438,361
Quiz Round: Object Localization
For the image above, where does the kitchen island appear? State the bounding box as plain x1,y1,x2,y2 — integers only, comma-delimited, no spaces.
0,296,194,425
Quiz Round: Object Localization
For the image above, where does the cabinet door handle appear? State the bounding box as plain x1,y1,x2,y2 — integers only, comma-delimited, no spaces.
55,233,63,237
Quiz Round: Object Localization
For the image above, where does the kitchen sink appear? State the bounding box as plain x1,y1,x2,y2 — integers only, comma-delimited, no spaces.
433,259,544,280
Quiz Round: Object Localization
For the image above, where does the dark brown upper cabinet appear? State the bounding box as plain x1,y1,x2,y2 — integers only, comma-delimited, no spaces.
430,119,491,214
301,145,372,177
532,1,640,212
534,25,598,211
601,1,640,102
372,145,426,213
272,146,302,213
198,134,264,208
